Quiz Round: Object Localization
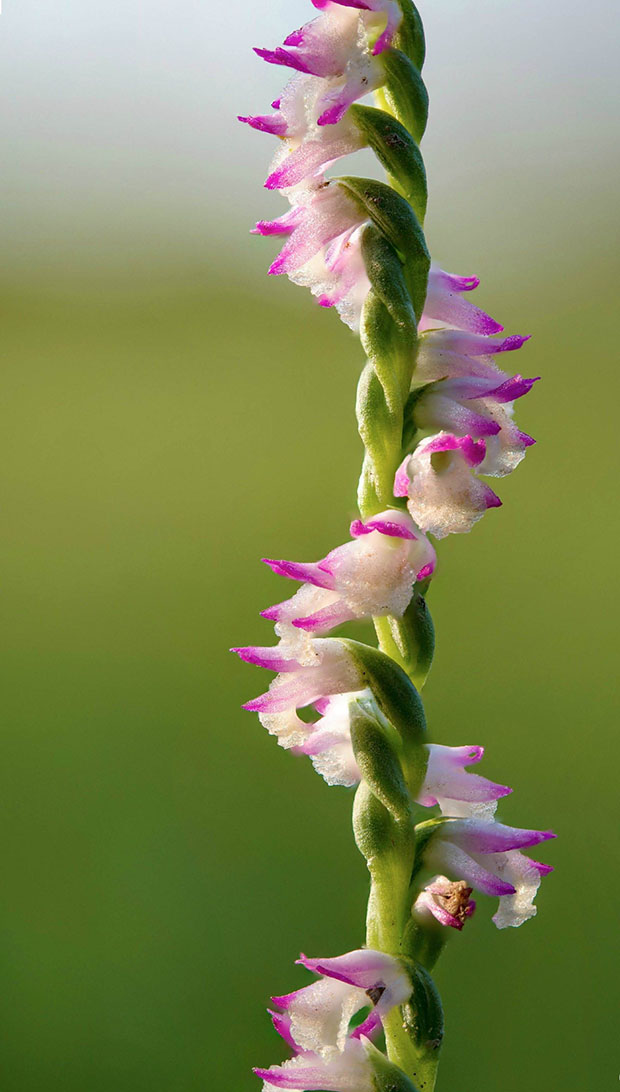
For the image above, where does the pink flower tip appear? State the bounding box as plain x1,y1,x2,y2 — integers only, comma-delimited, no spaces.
534,862,555,876
416,562,435,581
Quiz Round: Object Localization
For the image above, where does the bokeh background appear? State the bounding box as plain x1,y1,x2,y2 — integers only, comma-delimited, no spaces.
1,1,618,1089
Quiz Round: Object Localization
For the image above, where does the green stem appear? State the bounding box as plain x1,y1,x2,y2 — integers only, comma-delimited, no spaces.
366,839,441,1092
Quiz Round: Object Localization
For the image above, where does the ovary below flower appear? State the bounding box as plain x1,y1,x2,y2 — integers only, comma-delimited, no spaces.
261,508,436,635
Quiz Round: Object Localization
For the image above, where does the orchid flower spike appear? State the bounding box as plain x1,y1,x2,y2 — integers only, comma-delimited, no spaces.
261,509,435,639
239,0,417,331
239,0,551,1085
421,815,555,928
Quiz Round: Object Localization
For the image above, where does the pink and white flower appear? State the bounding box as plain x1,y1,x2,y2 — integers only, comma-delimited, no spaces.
271,949,412,1055
240,0,406,326
239,639,514,803
413,372,538,478
394,432,502,538
261,182,365,279
250,179,372,329
287,219,371,331
240,74,366,191
260,689,371,788
422,816,555,928
412,875,476,931
252,0,402,128
234,636,363,714
415,327,532,387
419,266,504,336
256,1036,374,1092
418,744,512,812
261,509,436,637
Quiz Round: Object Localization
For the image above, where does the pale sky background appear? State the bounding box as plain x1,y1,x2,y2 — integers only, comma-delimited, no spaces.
0,0,618,274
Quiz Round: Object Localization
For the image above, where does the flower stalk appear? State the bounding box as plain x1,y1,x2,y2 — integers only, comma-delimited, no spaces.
236,3,553,1090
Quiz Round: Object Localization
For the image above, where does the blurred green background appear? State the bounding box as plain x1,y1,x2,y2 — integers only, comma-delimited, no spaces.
0,1,618,1090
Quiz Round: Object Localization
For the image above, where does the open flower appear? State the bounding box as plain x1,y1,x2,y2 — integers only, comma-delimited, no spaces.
263,182,365,278
240,74,366,191
412,876,476,931
419,744,511,811
252,0,401,128
241,643,513,806
288,220,371,330
256,948,413,1091
271,949,412,1054
413,373,538,477
252,180,372,329
395,432,502,538
261,509,435,637
421,816,555,928
234,637,363,716
416,327,532,386
257,689,370,787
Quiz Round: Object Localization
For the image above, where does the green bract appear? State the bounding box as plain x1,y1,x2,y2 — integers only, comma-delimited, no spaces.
336,177,430,319
350,105,428,220
365,1038,422,1092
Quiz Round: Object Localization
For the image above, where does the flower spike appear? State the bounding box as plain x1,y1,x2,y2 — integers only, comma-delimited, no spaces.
237,1,551,1088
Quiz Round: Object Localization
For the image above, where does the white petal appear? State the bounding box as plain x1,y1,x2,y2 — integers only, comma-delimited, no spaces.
490,850,547,929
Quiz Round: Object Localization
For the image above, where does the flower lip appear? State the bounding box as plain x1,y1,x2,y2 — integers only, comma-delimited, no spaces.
349,511,418,540
238,112,288,136
423,432,487,468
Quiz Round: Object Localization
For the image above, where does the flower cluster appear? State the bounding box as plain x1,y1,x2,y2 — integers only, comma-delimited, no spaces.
256,948,412,1091
239,2,553,1088
241,6,538,539
236,630,553,929
395,278,539,536
240,0,404,329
